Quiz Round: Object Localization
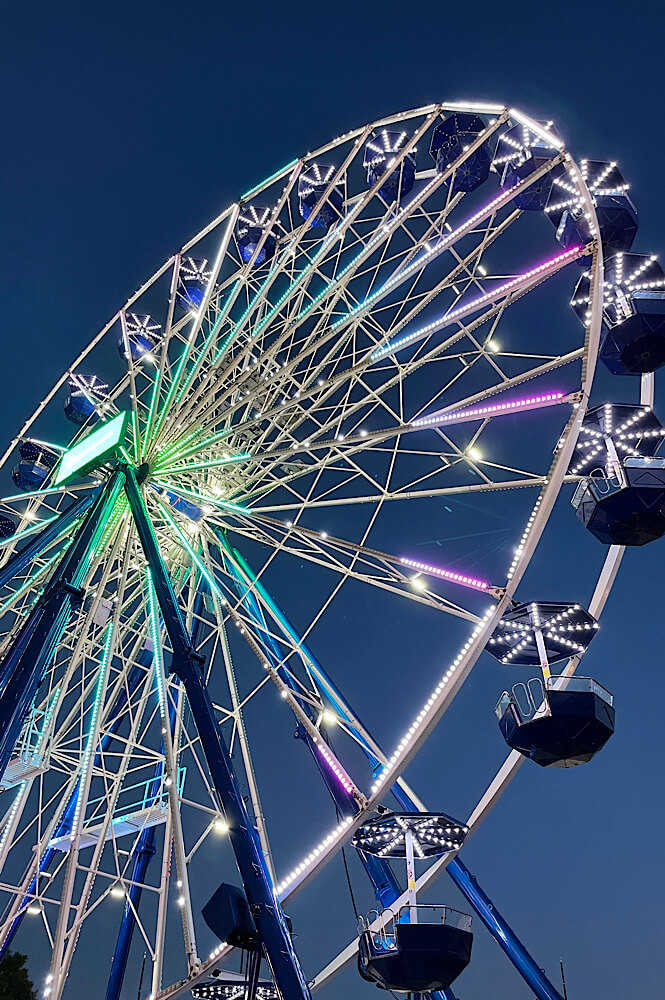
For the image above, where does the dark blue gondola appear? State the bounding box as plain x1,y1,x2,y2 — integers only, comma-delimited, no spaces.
363,130,416,203
573,456,665,546
487,601,612,767
298,164,343,232
569,402,665,547
117,314,162,363
12,441,59,491
236,206,277,265
353,813,472,993
429,112,491,193
177,257,212,311
494,120,562,211
552,160,638,257
495,675,615,768
64,374,109,426
571,253,665,375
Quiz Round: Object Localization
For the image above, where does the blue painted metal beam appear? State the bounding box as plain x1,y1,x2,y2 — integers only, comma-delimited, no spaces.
0,472,125,781
447,859,563,1000
104,827,156,1000
124,467,312,1000
0,492,95,593
215,542,402,911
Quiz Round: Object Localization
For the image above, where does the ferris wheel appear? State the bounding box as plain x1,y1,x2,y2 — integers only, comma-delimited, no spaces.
0,100,663,1000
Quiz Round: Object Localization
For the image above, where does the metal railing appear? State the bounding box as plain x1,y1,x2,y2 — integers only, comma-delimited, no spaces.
87,766,187,821
358,904,472,951
495,674,613,722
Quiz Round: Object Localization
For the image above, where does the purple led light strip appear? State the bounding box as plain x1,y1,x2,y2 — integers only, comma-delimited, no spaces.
400,556,489,592
314,739,355,795
413,390,566,428
372,245,582,360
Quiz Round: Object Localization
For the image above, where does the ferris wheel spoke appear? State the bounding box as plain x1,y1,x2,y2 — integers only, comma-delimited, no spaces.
177,270,580,488
149,206,241,453
142,253,184,451
163,116,510,444
208,514,481,624
159,168,304,435
168,198,514,452
249,475,555,515
243,388,574,473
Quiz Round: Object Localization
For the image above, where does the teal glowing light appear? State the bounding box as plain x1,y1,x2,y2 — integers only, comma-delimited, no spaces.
54,412,129,486
241,159,299,201
71,621,115,830
0,514,59,549
146,569,168,714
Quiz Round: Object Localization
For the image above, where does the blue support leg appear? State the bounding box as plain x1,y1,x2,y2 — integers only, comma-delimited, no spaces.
104,828,156,1000
446,858,563,1000
0,472,125,781
218,545,402,911
124,467,312,1000
0,492,95,593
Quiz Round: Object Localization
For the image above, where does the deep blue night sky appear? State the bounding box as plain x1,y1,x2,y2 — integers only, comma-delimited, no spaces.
2,2,665,998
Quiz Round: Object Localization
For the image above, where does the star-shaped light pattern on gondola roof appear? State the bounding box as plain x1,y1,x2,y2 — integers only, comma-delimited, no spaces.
546,159,631,223
68,373,109,398
192,984,279,1000
363,129,412,168
568,403,665,476
571,252,665,326
486,602,599,666
353,813,468,860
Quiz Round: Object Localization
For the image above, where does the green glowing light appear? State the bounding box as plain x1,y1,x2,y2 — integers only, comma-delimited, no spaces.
0,544,71,615
54,412,129,487
154,452,251,476
153,428,233,470
175,281,241,407
151,344,194,445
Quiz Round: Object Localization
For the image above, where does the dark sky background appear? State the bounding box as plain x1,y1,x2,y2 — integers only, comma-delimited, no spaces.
2,2,665,999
